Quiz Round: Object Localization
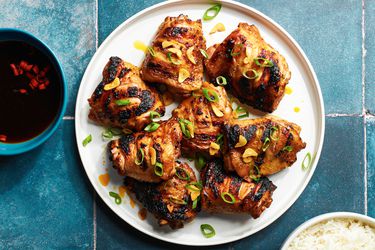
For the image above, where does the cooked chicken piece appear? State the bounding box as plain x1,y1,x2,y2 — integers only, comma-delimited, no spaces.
205,23,291,112
141,15,206,96
108,118,182,182
124,162,199,229
172,82,232,157
88,56,165,131
201,159,276,218
222,116,306,180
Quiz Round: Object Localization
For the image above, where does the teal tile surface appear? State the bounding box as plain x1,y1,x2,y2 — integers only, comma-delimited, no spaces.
0,121,93,249
95,117,364,249
365,0,375,113
0,0,96,116
367,117,375,217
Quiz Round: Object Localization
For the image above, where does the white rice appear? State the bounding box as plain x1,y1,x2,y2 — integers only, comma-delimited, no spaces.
287,218,375,250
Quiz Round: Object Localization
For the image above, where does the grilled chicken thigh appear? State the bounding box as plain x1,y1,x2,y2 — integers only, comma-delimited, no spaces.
141,15,206,96
222,116,306,180
124,162,199,229
205,23,291,112
172,82,232,157
88,57,165,131
201,159,276,218
108,118,182,182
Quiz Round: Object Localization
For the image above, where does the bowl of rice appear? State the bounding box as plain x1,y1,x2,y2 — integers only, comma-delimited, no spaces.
281,212,375,250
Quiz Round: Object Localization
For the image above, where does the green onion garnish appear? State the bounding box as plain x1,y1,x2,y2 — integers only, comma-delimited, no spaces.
200,224,216,238
221,192,236,204
216,134,224,146
235,106,249,118
192,198,198,209
242,69,259,80
144,122,160,132
200,49,209,59
109,191,122,205
115,99,131,106
167,52,181,65
110,128,122,136
149,111,161,121
148,46,155,57
185,182,203,192
282,146,293,152
169,196,187,205
154,162,163,176
202,88,219,102
82,134,92,147
178,118,193,138
203,3,222,21
216,76,227,86
102,129,113,140
254,165,260,175
123,128,133,135
270,126,279,141
230,44,243,57
175,167,190,181
254,57,274,67
302,152,312,170
250,174,260,182
135,148,144,165
262,137,270,151
195,155,206,170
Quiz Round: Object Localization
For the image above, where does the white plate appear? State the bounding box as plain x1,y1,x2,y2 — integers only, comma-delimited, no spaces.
75,0,325,246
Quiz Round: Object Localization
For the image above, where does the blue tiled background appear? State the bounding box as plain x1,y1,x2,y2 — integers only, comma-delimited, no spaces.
0,1,373,249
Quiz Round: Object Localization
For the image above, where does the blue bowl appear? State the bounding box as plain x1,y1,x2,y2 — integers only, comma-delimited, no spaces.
0,29,67,155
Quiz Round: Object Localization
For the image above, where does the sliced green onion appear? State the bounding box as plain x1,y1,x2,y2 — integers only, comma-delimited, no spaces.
282,145,293,152
203,3,222,21
148,46,155,57
82,134,92,147
192,198,198,209
200,224,216,238
270,126,279,141
202,88,219,102
115,99,131,106
254,57,274,67
250,174,260,182
109,191,122,205
102,129,113,140
216,134,224,146
123,128,133,135
200,49,209,59
154,162,163,176
185,182,203,192
167,52,181,65
186,157,194,162
135,148,144,165
175,167,190,181
110,127,122,136
178,118,193,138
216,76,227,86
144,122,160,132
195,155,206,170
230,44,243,57
149,111,161,121
169,196,187,205
235,106,249,119
302,152,312,170
262,137,270,151
221,192,236,204
242,69,259,80
254,165,260,175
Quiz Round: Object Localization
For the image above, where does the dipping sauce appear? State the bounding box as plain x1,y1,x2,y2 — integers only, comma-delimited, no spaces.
0,41,61,143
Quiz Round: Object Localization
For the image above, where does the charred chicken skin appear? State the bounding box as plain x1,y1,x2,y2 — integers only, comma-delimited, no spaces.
124,162,199,229
141,15,206,96
108,118,182,182
205,23,291,112
172,82,232,157
222,116,306,180
88,56,165,131
201,159,276,218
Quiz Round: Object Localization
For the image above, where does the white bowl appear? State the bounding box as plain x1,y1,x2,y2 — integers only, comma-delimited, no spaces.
281,212,375,249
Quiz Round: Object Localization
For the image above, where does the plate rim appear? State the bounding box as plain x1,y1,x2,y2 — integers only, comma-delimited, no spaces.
75,0,325,246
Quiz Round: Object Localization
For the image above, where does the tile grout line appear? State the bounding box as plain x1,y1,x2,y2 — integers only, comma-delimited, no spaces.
93,0,98,249
362,0,368,215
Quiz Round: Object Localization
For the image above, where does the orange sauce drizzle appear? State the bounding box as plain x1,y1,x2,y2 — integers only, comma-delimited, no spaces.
133,40,148,53
118,186,126,198
98,173,110,186
138,208,147,220
285,86,293,95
